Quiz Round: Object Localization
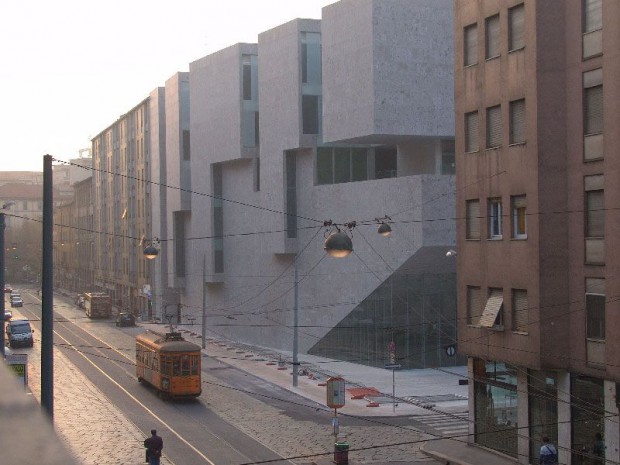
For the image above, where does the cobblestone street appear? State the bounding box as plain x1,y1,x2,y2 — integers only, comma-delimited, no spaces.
22,295,439,464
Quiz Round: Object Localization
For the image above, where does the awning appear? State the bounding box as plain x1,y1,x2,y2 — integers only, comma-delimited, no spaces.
479,290,503,328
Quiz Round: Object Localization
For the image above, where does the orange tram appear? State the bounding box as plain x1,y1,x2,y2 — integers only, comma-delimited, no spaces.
136,331,202,399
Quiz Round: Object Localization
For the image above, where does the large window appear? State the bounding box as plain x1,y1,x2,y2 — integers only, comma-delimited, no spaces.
508,4,525,51
441,139,455,175
571,375,604,465
466,199,481,240
511,195,527,239
486,105,502,149
488,198,503,239
485,15,500,59
374,146,397,179
465,111,479,152
586,278,605,340
529,371,557,465
464,23,478,66
474,360,518,457
509,99,525,144
316,146,396,185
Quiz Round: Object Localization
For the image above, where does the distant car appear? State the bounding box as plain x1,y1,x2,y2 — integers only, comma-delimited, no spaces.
115,312,135,327
11,297,23,308
4,286,12,294
4,310,12,321
6,319,33,348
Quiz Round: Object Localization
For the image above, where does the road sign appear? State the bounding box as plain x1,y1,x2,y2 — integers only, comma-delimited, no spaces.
384,364,401,370
445,345,456,357
326,377,346,409
6,354,28,387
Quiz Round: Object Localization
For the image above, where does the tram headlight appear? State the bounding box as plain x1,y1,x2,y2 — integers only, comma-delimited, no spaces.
162,378,170,391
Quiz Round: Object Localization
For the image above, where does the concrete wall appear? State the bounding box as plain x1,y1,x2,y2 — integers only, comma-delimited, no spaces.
322,0,454,144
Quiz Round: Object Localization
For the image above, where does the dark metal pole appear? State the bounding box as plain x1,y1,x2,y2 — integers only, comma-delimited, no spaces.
41,154,54,419
0,212,5,358
201,254,206,349
292,256,299,387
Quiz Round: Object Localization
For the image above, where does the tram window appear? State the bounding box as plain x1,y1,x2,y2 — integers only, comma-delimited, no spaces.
172,358,181,376
180,355,190,376
153,356,158,371
191,355,199,375
161,355,170,375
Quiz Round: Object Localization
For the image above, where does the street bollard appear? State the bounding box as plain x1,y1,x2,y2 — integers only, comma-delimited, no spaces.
334,441,349,464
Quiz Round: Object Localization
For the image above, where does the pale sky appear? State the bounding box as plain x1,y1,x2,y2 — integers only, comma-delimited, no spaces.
1,0,336,172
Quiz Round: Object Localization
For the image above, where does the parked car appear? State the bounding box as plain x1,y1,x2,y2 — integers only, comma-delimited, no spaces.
6,319,34,348
115,312,136,327
10,297,23,308
4,309,12,321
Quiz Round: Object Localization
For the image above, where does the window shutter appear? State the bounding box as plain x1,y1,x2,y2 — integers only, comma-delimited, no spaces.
465,112,479,152
585,85,603,135
466,200,481,239
509,4,525,51
510,100,525,144
586,190,605,238
513,290,528,332
479,289,504,328
464,24,478,66
487,106,502,148
486,15,500,58
584,0,602,33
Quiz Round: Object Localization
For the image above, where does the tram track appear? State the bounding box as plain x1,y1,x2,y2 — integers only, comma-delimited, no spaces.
16,290,292,465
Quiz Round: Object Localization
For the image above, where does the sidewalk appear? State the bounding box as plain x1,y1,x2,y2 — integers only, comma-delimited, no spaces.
420,439,518,465
160,324,519,465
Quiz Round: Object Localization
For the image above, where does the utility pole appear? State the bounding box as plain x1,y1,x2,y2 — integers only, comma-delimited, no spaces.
292,255,299,387
201,254,206,349
41,154,54,419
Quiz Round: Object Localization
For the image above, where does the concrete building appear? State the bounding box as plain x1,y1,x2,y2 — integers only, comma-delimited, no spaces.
173,0,459,370
454,0,620,463
92,99,156,315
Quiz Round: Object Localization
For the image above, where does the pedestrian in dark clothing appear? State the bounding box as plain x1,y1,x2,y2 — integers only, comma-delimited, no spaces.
144,429,163,465
539,436,558,465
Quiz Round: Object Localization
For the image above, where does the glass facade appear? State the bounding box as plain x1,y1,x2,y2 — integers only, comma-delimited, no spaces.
571,375,605,465
309,269,463,369
528,370,558,464
474,359,518,457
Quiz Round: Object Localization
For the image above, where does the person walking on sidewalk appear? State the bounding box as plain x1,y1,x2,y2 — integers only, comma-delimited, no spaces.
144,429,163,465
539,436,558,465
